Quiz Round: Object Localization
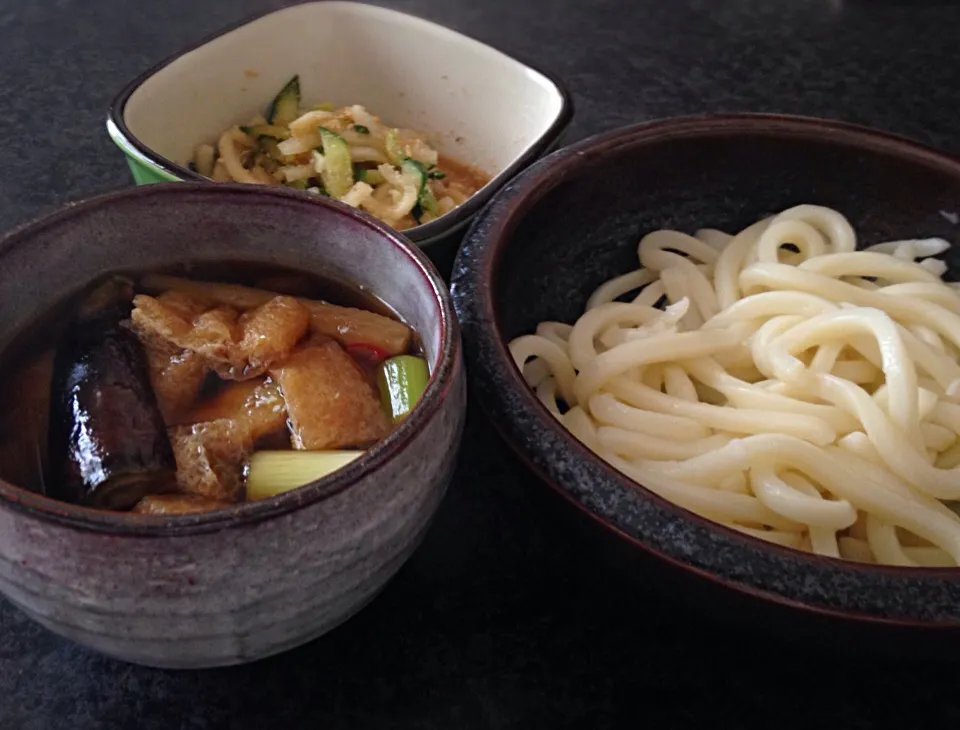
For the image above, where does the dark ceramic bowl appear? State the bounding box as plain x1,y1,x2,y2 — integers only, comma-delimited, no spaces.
451,113,960,632
0,183,466,668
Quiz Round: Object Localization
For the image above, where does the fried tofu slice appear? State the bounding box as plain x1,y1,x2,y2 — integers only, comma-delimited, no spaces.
168,419,252,501
130,293,309,380
271,338,390,450
181,378,287,442
130,293,235,357
189,307,241,362
156,289,208,320
231,297,311,378
141,275,271,309
299,300,411,357
131,493,233,515
142,339,209,424
140,274,412,356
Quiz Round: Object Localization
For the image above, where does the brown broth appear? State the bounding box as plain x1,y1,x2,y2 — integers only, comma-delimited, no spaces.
0,261,421,497
438,153,491,193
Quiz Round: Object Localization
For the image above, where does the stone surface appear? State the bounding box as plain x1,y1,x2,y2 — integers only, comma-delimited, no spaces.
2,0,960,727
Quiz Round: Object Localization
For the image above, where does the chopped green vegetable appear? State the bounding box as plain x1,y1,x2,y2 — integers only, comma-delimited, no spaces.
258,137,285,163
240,124,291,141
257,152,280,175
356,167,386,186
312,102,336,112
401,159,441,220
193,144,217,177
377,355,430,423
288,179,309,190
267,75,301,126
427,170,446,180
384,128,406,165
353,124,370,134
246,450,364,500
318,127,354,198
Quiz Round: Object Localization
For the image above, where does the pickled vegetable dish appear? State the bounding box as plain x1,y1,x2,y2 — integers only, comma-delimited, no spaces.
0,265,430,516
190,75,490,230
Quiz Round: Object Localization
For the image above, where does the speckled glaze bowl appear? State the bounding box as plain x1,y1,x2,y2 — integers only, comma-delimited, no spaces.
0,183,465,668
451,113,960,633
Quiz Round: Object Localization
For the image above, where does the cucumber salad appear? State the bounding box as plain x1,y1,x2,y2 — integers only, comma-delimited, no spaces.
190,76,489,230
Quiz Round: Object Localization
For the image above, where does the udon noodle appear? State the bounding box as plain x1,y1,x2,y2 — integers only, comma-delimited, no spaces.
509,204,960,567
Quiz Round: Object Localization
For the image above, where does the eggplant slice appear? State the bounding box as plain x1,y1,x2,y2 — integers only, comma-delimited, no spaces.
48,279,177,509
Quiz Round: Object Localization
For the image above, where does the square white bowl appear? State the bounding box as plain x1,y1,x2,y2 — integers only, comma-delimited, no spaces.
106,1,572,247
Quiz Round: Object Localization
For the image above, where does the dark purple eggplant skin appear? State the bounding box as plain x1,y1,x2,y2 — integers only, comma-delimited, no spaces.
47,279,176,509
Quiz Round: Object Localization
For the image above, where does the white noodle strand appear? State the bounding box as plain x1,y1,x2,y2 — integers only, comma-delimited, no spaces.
510,205,960,566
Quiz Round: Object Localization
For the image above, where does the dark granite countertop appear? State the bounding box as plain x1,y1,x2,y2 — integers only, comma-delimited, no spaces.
3,0,960,727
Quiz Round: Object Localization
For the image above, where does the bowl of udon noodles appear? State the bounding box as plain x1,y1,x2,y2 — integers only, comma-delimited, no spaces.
0,182,466,668
451,113,960,634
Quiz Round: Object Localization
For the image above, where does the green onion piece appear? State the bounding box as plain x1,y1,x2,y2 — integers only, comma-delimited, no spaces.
287,179,309,190
312,102,336,112
377,355,430,423
246,450,364,500
427,170,446,180
353,124,370,134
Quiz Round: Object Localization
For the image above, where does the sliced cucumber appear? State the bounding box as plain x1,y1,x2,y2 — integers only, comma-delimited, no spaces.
384,129,406,166
258,137,286,163
267,76,301,126
356,167,386,186
401,158,425,188
240,123,291,141
246,450,364,500
256,150,280,174
401,159,441,220
318,127,354,198
378,355,430,423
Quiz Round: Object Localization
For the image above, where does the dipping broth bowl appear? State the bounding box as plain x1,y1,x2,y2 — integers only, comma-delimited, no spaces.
451,113,960,641
0,183,465,668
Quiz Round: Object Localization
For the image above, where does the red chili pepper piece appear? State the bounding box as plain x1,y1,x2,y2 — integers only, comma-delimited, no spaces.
345,342,389,363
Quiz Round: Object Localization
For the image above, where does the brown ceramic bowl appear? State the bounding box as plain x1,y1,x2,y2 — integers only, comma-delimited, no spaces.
450,113,960,641
0,183,466,668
